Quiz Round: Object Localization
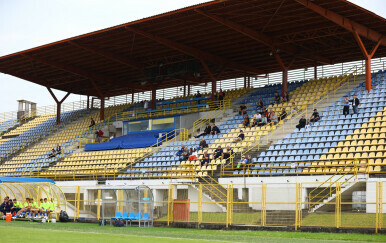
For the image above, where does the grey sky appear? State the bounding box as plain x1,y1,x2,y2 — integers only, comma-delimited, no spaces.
0,0,385,114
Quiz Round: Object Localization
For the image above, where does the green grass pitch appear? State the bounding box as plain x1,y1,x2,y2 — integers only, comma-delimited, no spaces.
0,221,385,243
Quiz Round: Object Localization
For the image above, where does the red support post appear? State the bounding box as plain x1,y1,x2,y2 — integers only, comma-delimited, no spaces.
183,80,186,97
188,84,191,96
46,87,70,125
87,95,90,109
314,65,317,80
200,60,216,101
353,32,381,92
244,76,246,89
100,98,105,121
151,87,156,110
282,68,288,97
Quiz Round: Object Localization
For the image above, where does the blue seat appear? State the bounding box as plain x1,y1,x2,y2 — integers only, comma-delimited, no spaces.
111,212,122,220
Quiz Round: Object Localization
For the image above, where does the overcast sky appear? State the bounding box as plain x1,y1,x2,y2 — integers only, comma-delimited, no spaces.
0,0,385,114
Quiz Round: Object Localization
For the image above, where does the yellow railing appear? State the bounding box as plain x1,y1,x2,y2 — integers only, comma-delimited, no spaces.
333,65,365,98
191,100,231,134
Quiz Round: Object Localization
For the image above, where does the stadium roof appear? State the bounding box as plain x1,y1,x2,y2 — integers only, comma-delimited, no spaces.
0,0,385,98
0,176,55,183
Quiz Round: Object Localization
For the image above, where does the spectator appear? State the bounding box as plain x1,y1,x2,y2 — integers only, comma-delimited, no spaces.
89,118,95,128
349,94,360,114
213,146,223,160
262,106,268,117
218,89,225,101
258,113,267,126
310,109,320,122
97,129,104,143
210,124,220,135
242,115,250,128
197,138,208,151
175,145,185,157
11,199,21,215
280,97,286,104
195,91,202,98
305,119,311,130
55,144,62,155
343,96,350,116
296,115,307,130
222,146,234,161
274,92,280,104
279,108,287,121
239,103,247,115
195,123,211,138
232,130,245,142
188,148,198,161
256,98,264,108
0,196,10,215
201,151,210,167
254,112,262,121
144,100,149,110
236,155,251,169
48,149,56,158
251,117,259,127
179,147,189,162
290,102,298,114
270,111,278,124
282,91,289,101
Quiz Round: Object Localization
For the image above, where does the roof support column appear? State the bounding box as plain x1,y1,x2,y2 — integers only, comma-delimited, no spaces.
151,87,156,110
314,65,317,80
46,88,70,125
273,51,295,97
200,60,216,101
100,97,105,121
244,75,247,89
183,80,187,97
353,32,381,92
248,76,251,88
188,84,191,96
131,89,135,104
87,95,90,109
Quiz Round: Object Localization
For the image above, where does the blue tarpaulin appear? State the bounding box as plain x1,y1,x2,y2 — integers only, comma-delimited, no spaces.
85,128,174,151
0,177,55,184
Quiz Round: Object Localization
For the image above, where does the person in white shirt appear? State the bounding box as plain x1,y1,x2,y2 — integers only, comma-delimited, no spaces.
254,112,262,121
144,100,149,110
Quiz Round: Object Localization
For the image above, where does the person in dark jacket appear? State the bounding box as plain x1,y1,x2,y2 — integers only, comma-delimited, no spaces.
349,94,360,114
279,108,287,121
197,138,208,151
343,96,350,116
310,109,320,122
222,146,234,162
0,196,11,215
210,124,220,135
213,146,223,160
233,130,245,142
218,89,225,101
256,98,264,108
89,118,95,128
296,115,307,130
195,123,211,138
239,104,247,115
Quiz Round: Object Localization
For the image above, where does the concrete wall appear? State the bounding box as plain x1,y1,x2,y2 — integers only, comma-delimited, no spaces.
180,113,200,129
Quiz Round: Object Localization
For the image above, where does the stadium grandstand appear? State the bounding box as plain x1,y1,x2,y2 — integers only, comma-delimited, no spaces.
0,0,386,236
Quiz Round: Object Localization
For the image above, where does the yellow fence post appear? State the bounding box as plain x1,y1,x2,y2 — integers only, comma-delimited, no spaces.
96,189,101,220
376,181,383,233
226,184,233,227
198,184,202,226
167,184,174,226
335,182,341,229
261,183,266,226
295,182,302,231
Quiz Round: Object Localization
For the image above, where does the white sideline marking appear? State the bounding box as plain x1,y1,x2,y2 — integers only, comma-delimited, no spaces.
4,225,236,243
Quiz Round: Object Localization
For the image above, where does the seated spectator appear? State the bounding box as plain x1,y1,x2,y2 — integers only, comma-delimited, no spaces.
222,146,234,161
274,92,280,104
89,118,95,128
242,115,250,128
197,138,208,151
48,149,56,158
310,109,320,122
218,89,225,101
282,91,289,101
55,144,62,155
258,114,267,126
232,130,245,142
195,90,201,98
256,98,264,108
210,124,220,135
296,115,307,130
195,123,211,138
239,103,247,115
254,112,262,121
279,108,287,121
175,145,185,157
290,102,297,114
201,151,210,167
251,118,259,127
280,97,286,103
179,147,189,162
305,119,311,130
262,107,268,117
188,148,198,161
236,155,251,169
270,111,278,124
213,146,223,160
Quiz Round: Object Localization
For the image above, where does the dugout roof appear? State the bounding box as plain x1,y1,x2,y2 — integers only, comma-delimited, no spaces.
0,0,385,98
